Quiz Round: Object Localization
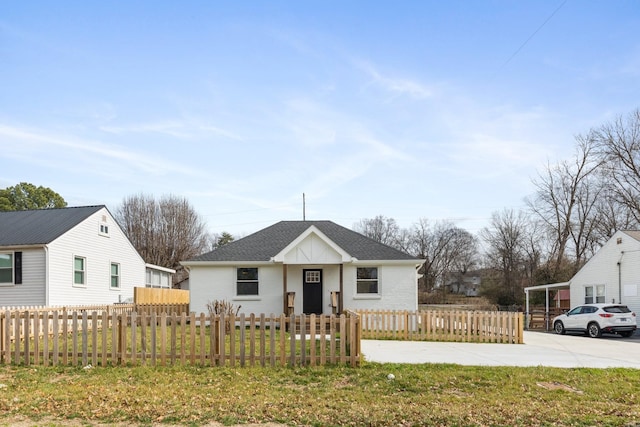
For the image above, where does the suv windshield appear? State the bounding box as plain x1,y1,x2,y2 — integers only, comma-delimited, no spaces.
603,306,631,313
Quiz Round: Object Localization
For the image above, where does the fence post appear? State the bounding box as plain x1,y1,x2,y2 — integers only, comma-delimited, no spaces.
289,313,296,367
518,312,524,344
0,311,3,357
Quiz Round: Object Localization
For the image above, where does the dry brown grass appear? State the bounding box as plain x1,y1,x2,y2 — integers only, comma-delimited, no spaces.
1,363,639,426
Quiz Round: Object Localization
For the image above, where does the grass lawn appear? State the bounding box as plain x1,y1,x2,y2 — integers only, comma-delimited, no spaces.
0,363,639,427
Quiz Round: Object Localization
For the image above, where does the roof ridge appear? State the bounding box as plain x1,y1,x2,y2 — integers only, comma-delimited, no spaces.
0,204,106,214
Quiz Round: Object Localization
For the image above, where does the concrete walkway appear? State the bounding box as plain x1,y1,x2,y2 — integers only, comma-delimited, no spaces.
360,331,640,368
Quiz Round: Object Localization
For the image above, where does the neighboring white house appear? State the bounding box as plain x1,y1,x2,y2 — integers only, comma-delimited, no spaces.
568,230,640,315
0,205,173,307
525,230,640,323
145,264,174,289
182,220,423,315
445,275,481,297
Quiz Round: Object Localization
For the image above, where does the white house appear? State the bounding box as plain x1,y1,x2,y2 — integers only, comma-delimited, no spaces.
0,205,172,307
182,220,423,315
525,230,640,324
568,230,640,315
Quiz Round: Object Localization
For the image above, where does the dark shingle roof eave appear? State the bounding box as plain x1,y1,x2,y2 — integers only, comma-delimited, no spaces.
188,220,420,263
0,206,105,246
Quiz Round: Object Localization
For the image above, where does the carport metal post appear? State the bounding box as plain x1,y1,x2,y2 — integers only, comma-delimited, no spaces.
545,287,550,331
525,289,529,330
524,282,570,331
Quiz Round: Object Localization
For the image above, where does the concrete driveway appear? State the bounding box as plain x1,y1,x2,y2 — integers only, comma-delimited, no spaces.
360,330,640,368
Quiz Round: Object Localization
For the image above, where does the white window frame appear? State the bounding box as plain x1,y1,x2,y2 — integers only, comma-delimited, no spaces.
236,267,259,296
73,256,86,287
356,267,379,295
99,223,110,236
0,252,14,285
585,285,605,304
305,270,321,283
110,262,120,289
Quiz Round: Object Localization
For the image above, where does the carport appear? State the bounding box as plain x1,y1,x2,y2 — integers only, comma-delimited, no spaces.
524,282,570,330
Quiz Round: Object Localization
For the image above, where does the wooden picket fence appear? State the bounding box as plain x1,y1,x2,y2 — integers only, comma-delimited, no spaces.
356,310,524,344
0,309,361,367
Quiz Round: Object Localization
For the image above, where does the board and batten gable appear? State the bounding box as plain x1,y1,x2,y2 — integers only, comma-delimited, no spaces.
0,248,47,307
569,230,640,321
46,207,145,306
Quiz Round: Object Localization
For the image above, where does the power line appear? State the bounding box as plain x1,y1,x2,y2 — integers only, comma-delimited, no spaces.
494,0,568,76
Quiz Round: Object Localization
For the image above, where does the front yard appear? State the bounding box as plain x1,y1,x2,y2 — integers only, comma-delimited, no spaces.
1,363,638,426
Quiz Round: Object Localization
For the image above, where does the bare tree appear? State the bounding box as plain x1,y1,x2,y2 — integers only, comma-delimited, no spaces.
592,181,639,243
526,133,603,279
114,194,210,283
595,109,640,223
409,219,478,294
353,215,401,248
480,209,531,305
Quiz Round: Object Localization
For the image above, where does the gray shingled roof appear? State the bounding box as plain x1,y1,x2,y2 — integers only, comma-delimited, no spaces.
189,220,418,262
0,205,104,246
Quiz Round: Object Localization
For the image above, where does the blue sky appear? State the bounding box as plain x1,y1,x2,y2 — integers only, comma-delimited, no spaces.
1,1,639,237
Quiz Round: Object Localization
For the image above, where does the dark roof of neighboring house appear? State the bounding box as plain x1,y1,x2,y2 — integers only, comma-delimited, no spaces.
0,205,105,246
189,220,419,262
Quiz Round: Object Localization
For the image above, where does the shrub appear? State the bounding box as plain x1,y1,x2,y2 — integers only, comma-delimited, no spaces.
206,300,241,333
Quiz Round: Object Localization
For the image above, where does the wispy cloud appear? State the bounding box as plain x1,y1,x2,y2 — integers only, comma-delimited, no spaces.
438,106,562,186
100,117,244,141
0,123,201,177
278,100,415,198
354,59,433,99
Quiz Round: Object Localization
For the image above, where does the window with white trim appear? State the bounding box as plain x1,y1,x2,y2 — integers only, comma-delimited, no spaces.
585,285,605,304
237,267,259,295
0,253,13,284
110,263,120,289
74,256,86,286
357,267,378,294
305,270,321,283
145,269,171,288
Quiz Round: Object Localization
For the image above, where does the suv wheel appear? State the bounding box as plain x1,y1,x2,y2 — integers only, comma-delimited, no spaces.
553,321,565,335
587,322,602,338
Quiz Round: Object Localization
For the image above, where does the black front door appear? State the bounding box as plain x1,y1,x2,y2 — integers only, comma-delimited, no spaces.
303,269,323,314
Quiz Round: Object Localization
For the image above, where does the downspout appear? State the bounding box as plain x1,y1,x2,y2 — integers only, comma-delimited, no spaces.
339,264,343,314
617,251,624,304
44,245,50,306
282,264,288,315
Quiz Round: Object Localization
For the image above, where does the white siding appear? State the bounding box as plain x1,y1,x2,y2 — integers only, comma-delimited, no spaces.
46,208,145,306
343,264,418,311
189,265,284,315
188,261,419,315
569,231,640,324
0,248,46,307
